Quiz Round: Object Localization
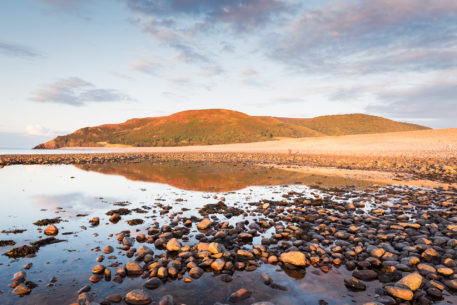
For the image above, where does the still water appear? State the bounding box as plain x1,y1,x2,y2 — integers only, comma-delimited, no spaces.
0,162,454,305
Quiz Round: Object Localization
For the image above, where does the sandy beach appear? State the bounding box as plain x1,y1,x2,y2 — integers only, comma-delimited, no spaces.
59,128,457,158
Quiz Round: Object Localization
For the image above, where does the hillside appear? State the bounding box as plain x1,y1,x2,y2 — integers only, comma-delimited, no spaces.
34,109,429,149
276,114,428,136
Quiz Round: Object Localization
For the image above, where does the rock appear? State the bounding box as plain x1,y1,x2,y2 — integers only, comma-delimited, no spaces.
103,246,114,254
237,249,254,259
344,277,366,291
197,242,209,252
197,218,212,230
126,261,143,275
166,238,181,252
157,266,168,278
385,285,413,301
211,259,225,271
279,251,307,267
188,267,204,279
444,279,457,290
422,248,438,260
44,225,58,236
261,274,271,285
89,275,102,283
109,213,121,223
268,255,278,264
144,278,162,290
370,248,385,258
92,265,105,274
159,295,174,305
125,289,151,305
104,268,111,280
106,294,122,303
78,285,91,294
13,271,26,282
352,270,378,281
77,292,94,304
90,217,100,226
229,288,252,303
270,283,288,291
397,272,422,291
137,245,153,257
427,287,442,299
417,263,436,273
220,274,233,282
12,284,30,296
437,266,453,276
208,242,223,254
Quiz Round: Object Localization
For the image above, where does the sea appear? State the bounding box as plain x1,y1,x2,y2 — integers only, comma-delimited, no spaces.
0,148,116,155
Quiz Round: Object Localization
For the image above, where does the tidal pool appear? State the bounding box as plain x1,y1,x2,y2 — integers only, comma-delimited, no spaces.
0,162,456,305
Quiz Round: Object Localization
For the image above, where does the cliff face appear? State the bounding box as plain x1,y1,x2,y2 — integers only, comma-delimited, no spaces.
34,109,430,149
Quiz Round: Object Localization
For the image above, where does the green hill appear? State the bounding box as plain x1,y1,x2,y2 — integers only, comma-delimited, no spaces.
34,109,429,149
276,113,428,136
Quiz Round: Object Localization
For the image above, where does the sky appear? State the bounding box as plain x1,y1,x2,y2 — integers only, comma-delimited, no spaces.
1,0,456,148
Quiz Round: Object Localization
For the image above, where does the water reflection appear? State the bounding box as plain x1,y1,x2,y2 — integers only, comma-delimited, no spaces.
75,161,373,192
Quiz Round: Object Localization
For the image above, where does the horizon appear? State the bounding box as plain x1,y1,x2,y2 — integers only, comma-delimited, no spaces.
1,0,457,148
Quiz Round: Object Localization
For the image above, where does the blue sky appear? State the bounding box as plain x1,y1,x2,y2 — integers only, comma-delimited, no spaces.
1,0,456,148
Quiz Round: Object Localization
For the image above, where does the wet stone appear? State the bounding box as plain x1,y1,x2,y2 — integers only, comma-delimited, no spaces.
166,238,181,252
384,285,413,301
188,267,204,279
344,277,367,291
106,294,122,303
143,278,162,290
197,218,212,230
126,261,143,275
12,284,31,296
229,288,252,303
125,289,151,305
353,270,378,281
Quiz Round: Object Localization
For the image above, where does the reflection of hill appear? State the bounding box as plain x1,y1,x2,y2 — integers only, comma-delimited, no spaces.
75,161,317,192
75,161,378,191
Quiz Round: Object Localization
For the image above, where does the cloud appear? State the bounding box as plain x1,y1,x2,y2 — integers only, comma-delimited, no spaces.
129,60,161,75
25,124,55,137
30,77,133,106
36,0,85,9
168,77,191,86
0,41,41,58
240,68,258,76
268,0,457,73
199,65,224,77
125,0,291,32
124,0,293,64
368,80,457,120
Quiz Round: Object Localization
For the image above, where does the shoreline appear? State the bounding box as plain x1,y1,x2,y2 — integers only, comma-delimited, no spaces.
1,151,456,188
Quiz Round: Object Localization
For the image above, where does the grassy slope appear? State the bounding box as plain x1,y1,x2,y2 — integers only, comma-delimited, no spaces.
277,114,429,136
35,109,430,148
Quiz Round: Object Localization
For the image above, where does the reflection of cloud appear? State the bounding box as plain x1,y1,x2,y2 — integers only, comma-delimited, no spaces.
32,193,100,215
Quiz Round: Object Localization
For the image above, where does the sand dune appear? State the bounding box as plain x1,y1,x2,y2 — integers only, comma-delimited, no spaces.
63,128,457,158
